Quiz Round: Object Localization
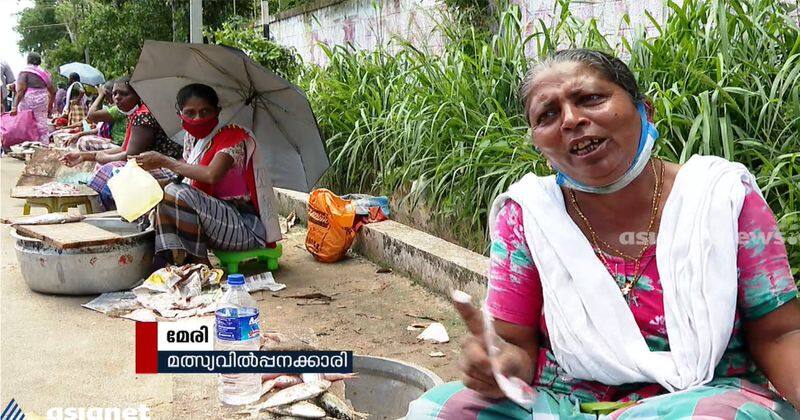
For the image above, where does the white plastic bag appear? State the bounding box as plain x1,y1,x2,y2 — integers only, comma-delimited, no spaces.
107,159,164,222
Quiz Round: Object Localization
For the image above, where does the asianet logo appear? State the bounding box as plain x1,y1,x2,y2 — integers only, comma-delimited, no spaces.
2,399,24,419
45,406,150,420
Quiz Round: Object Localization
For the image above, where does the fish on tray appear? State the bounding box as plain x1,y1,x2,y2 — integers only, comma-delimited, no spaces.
274,375,304,389
318,392,369,420
262,380,331,408
261,373,358,383
266,401,327,418
32,182,81,196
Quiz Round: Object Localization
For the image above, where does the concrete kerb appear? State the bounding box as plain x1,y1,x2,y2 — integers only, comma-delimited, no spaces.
274,188,489,302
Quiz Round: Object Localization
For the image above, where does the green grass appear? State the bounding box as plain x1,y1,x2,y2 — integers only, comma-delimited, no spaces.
297,0,800,282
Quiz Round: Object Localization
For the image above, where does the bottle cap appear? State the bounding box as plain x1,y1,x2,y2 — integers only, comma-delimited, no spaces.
227,274,245,285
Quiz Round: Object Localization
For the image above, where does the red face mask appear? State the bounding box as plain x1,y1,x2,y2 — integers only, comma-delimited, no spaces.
179,113,218,139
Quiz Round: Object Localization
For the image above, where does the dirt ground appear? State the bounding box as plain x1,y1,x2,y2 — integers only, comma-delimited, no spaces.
0,156,467,419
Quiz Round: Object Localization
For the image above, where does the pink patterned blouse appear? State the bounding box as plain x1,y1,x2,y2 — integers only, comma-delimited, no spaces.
486,180,798,402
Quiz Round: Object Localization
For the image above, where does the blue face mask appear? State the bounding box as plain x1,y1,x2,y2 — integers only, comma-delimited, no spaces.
554,102,659,194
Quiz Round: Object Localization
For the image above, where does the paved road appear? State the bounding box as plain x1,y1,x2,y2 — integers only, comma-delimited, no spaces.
0,156,464,419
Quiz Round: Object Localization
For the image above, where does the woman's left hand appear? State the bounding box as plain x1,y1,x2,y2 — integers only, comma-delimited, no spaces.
134,151,170,171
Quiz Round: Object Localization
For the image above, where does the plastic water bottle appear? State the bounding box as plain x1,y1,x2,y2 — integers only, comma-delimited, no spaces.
215,274,261,405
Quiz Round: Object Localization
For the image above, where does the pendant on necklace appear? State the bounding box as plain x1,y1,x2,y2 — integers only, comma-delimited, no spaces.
621,283,633,296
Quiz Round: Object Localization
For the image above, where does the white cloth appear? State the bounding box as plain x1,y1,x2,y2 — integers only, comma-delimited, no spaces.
488,155,760,391
63,81,85,113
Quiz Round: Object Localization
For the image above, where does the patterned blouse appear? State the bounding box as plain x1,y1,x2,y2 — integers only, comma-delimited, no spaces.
130,110,182,160
486,180,798,403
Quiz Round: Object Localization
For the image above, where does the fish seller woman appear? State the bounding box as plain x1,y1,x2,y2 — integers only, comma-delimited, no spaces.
61,77,182,209
133,83,281,271
407,49,800,419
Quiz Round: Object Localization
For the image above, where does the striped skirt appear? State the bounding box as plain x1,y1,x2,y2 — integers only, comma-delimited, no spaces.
154,182,266,259
406,379,799,419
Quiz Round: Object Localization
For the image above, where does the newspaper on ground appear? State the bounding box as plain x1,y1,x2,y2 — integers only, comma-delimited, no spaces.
81,291,140,316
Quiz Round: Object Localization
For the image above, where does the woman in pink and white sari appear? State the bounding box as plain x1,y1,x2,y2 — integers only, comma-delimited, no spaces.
10,53,55,143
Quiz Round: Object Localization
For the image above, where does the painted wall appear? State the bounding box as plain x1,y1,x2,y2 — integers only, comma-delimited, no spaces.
267,0,705,65
268,0,445,65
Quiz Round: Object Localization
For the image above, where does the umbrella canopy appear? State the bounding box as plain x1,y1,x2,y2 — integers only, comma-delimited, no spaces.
130,40,329,193
59,62,105,85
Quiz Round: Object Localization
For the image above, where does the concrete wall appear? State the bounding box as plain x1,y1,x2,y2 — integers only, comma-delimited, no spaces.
268,0,675,65
268,0,445,66
515,0,671,42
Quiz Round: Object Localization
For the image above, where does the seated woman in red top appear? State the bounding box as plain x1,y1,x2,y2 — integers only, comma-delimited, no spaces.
134,83,281,269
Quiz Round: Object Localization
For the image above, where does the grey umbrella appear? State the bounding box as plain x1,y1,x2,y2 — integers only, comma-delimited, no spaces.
130,40,329,193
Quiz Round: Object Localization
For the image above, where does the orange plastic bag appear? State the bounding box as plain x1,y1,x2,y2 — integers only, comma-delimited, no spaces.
305,189,356,263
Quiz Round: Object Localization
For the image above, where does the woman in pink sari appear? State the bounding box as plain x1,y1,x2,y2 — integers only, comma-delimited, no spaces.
10,53,55,143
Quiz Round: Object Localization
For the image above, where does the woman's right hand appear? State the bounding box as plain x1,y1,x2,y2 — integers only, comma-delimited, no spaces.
66,133,82,146
453,291,534,399
60,152,85,167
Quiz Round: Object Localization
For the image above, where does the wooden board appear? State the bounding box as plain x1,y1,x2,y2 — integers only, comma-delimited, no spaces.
11,184,98,199
15,221,124,249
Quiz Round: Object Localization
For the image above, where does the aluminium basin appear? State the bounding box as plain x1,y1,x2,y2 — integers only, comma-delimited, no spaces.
347,355,443,419
12,218,153,295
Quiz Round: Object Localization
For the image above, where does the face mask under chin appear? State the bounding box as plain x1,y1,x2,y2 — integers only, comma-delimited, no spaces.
119,103,139,115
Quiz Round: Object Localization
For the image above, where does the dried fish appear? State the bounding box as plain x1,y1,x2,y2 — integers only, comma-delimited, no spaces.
262,380,331,408
318,392,368,420
32,182,81,196
267,401,326,418
6,213,84,226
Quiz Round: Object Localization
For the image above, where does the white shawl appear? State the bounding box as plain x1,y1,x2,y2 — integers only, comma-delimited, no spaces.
488,155,760,391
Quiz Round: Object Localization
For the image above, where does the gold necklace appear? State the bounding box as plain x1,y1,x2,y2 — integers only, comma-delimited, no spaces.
569,158,664,298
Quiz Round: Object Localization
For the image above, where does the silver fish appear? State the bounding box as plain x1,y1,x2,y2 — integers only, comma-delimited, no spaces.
262,380,331,408
261,379,277,397
318,392,369,420
274,375,304,389
267,401,326,418
236,407,280,418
